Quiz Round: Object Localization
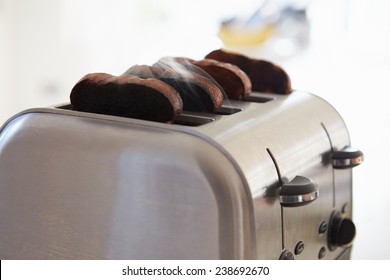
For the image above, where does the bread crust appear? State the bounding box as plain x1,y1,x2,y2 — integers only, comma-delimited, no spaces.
125,64,223,112
70,73,183,122
205,49,292,94
190,58,252,100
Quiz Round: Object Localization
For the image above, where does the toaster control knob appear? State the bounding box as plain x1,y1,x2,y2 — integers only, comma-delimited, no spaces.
279,176,319,207
328,212,356,250
279,249,294,260
332,146,364,169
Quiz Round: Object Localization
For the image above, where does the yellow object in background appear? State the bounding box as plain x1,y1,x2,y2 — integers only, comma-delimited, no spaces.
217,3,310,58
218,23,276,47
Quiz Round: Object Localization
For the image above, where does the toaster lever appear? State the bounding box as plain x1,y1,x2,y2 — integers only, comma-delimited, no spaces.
279,176,319,207
332,146,364,169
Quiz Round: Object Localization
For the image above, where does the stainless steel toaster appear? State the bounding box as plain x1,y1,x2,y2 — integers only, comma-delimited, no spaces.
0,91,363,259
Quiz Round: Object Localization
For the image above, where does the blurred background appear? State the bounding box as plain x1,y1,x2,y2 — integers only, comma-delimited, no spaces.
1,0,389,259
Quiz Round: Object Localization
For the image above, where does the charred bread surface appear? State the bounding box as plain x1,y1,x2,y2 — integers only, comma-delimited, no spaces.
125,64,223,112
190,58,252,100
205,49,292,94
70,73,183,123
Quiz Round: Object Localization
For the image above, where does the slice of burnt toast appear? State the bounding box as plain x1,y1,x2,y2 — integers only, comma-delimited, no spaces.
125,63,223,113
189,58,252,100
70,73,183,123
205,49,292,94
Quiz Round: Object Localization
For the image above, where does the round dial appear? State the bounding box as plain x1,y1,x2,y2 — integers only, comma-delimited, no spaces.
328,211,356,250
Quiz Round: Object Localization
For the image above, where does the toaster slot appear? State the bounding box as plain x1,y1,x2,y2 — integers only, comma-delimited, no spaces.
174,104,244,126
244,93,274,103
55,103,242,125
214,106,243,115
55,104,216,126
173,114,215,126
55,104,73,110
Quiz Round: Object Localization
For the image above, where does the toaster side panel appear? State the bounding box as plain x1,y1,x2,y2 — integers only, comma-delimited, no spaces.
0,111,255,259
196,91,354,259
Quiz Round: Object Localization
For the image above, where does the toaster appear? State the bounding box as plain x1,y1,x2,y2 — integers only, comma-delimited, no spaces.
0,90,363,259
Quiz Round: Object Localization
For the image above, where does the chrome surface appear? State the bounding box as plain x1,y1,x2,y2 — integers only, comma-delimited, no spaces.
196,91,352,259
0,91,355,259
279,190,319,205
0,111,255,259
279,175,319,207
332,146,364,169
333,158,363,168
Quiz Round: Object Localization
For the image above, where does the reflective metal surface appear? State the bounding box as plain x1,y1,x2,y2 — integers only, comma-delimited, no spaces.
279,176,319,207
0,110,255,259
0,91,356,259
279,190,319,205
332,146,364,169
196,91,353,259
